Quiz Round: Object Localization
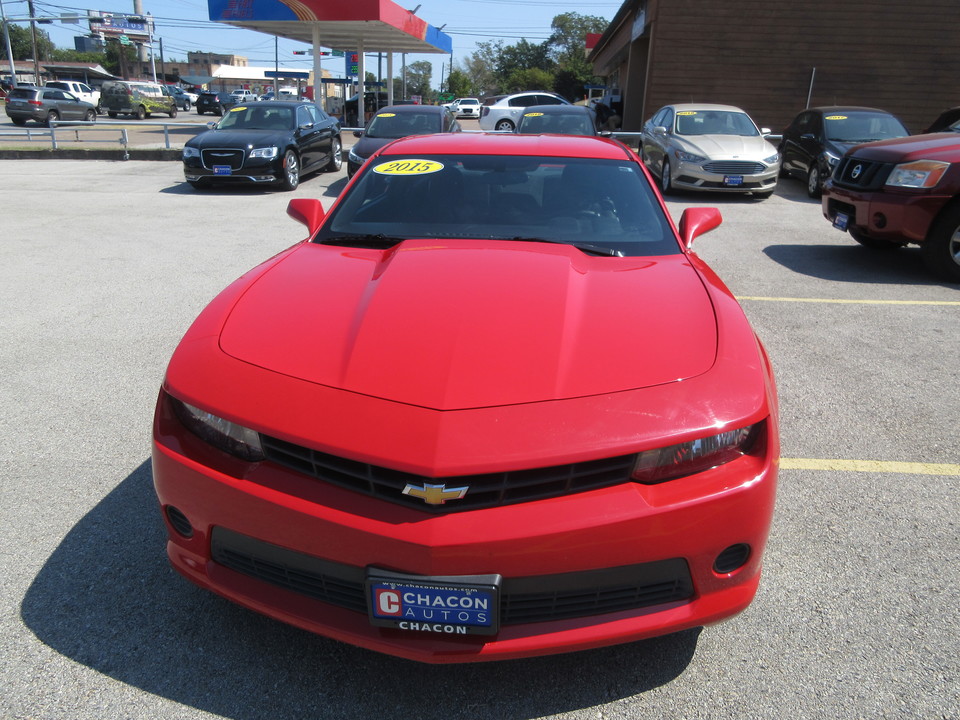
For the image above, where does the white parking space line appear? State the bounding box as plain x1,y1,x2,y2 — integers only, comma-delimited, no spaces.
781,458,960,476
738,296,960,306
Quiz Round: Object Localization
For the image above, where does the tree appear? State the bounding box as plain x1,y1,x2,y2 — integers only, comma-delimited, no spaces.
504,67,554,94
51,49,106,64
404,60,432,99
1,21,56,61
461,40,500,97
548,12,608,64
446,69,472,98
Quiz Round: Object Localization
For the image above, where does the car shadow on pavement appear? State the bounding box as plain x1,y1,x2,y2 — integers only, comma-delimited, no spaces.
21,460,699,720
763,243,950,285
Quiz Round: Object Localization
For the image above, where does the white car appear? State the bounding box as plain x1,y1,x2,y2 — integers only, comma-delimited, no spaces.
451,97,481,118
230,89,258,104
478,91,571,132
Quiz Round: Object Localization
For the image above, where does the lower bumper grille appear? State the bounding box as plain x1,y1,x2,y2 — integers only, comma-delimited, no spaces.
211,527,694,626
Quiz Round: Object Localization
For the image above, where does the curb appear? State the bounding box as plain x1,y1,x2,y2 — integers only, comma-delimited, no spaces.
0,147,181,161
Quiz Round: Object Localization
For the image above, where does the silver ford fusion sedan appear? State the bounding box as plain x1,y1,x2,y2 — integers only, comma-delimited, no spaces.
641,103,781,198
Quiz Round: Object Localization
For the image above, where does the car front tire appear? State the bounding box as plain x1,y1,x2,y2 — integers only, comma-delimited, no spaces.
806,165,822,198
660,158,673,195
324,137,343,172
280,150,300,191
921,204,960,283
136,105,146,120
84,109,96,123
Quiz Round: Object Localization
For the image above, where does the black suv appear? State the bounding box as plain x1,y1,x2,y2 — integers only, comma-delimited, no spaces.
196,91,233,116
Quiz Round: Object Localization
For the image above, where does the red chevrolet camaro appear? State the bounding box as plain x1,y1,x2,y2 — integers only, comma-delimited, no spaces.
152,132,779,663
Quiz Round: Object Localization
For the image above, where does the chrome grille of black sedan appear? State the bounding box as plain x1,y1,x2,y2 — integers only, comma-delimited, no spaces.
201,148,245,170
702,160,766,175
260,434,637,513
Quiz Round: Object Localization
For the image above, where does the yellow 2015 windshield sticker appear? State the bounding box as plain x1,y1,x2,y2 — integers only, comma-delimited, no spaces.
524,112,544,117
377,112,397,117
825,115,848,120
677,111,698,115
231,106,246,112
373,160,445,176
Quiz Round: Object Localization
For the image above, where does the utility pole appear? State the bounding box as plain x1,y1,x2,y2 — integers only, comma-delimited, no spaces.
0,0,19,87
26,0,40,85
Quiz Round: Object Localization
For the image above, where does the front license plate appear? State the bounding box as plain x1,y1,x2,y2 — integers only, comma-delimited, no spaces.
833,212,850,231
723,175,744,186
213,165,232,176
367,569,501,636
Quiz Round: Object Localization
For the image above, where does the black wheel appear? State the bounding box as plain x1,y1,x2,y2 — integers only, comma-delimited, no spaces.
494,118,514,132
184,101,191,111
324,137,343,172
196,108,204,115
215,106,223,117
280,149,300,191
806,165,822,198
84,109,96,123
136,105,146,120
169,105,178,119
11,117,26,126
849,226,901,250
660,158,673,195
108,111,118,118
921,203,960,282
44,110,59,127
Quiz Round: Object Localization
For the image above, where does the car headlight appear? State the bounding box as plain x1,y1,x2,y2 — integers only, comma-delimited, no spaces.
675,150,707,164
182,146,199,159
630,423,762,484
348,148,365,164
823,150,841,168
885,160,950,189
171,396,264,462
763,152,781,165
249,146,279,159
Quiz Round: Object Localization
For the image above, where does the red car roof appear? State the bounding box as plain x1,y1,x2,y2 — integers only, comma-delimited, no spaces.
378,132,634,160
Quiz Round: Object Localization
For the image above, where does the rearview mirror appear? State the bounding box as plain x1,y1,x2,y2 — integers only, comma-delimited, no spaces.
678,207,722,248
286,198,326,235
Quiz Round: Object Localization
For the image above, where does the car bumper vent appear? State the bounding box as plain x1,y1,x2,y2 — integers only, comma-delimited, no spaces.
210,527,694,626
260,434,637,512
702,161,766,174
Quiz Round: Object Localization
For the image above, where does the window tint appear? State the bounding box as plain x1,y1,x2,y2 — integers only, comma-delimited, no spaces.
535,95,564,105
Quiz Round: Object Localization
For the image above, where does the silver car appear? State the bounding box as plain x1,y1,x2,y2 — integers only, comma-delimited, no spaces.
478,91,571,132
641,103,781,198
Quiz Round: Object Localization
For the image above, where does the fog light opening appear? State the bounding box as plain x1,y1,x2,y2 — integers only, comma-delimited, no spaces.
872,212,887,229
166,506,194,538
714,544,751,574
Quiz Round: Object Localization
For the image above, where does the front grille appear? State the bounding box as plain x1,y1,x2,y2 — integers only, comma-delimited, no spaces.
703,161,766,175
260,434,637,512
201,148,245,170
211,527,694,626
833,156,894,190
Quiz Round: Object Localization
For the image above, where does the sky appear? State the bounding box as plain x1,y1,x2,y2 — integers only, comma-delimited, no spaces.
2,0,621,88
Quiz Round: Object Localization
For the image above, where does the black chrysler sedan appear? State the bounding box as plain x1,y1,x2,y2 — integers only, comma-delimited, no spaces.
183,102,342,191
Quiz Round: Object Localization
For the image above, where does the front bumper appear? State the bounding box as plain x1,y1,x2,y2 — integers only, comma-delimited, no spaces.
153,391,778,663
672,160,779,193
183,157,281,185
822,181,949,243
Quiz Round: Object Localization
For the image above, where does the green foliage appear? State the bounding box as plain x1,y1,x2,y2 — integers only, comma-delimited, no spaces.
1,21,56,61
404,59,432,99
460,12,607,100
50,49,106,64
446,69,472,98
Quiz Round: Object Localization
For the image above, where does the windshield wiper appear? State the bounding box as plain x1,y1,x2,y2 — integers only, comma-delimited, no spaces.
507,237,624,257
321,234,405,249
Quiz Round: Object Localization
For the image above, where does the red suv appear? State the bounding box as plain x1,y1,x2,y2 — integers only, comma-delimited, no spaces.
822,126,960,282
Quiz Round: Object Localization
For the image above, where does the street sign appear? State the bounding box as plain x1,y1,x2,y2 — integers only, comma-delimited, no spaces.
118,35,130,45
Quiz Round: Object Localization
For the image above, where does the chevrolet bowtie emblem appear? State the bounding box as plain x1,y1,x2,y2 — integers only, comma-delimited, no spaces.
402,483,469,505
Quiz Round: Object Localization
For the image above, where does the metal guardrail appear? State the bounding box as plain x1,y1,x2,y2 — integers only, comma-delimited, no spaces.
0,119,206,159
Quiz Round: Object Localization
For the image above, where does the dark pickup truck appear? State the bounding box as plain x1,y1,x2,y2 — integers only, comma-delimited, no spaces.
822,125,960,282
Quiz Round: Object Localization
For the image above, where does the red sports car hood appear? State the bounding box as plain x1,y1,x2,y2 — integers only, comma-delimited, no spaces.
218,240,717,410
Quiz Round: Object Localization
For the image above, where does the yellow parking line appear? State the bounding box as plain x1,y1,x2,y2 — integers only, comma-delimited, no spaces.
781,458,960,476
737,296,960,306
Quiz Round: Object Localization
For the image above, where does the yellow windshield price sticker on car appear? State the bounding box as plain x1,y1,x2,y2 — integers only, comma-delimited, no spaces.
377,112,397,117
373,160,445,176
677,111,698,115
825,115,848,120
524,112,544,117
231,106,246,112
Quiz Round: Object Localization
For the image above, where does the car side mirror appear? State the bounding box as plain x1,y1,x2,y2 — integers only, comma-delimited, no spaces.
353,130,363,137
287,198,326,235
654,125,667,135
678,207,722,248
760,127,771,135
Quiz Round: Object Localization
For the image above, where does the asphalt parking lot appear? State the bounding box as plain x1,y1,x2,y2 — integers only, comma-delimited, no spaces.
1,153,957,720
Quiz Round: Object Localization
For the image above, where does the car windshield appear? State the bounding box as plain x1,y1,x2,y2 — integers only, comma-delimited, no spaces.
365,111,441,139
518,112,595,135
823,112,909,142
315,154,678,257
950,120,960,133
675,110,759,137
217,105,293,130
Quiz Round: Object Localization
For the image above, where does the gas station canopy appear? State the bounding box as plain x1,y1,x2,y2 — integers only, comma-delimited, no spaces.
207,0,452,54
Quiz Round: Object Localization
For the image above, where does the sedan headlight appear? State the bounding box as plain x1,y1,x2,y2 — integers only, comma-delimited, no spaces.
823,150,841,168
171,396,264,462
675,150,707,164
348,148,365,164
885,160,950,189
763,152,781,165
631,423,762,484
249,146,279,159
182,146,200,159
